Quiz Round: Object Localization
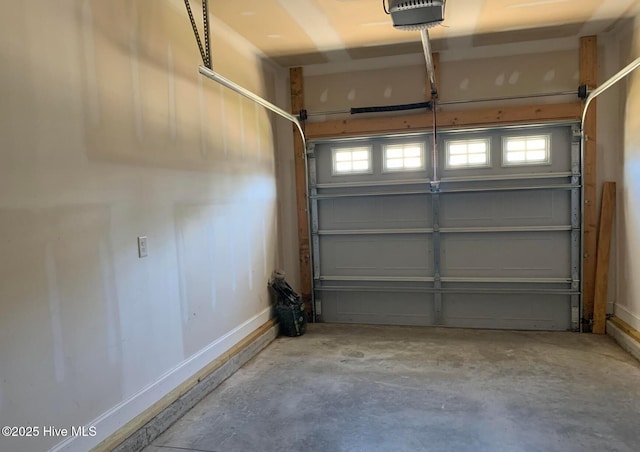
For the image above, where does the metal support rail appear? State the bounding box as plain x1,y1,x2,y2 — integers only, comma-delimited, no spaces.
315,286,581,295
318,276,435,283
441,183,580,194
421,29,438,98
316,178,431,189
317,228,435,236
314,172,574,190
316,225,572,235
312,183,580,199
440,172,574,183
318,276,572,284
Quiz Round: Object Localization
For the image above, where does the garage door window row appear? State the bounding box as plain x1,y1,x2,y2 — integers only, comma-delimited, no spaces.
332,134,551,175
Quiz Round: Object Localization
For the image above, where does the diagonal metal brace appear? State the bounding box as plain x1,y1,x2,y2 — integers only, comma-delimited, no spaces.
184,0,212,69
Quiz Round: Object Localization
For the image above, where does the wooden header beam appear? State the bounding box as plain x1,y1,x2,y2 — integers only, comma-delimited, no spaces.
305,102,582,140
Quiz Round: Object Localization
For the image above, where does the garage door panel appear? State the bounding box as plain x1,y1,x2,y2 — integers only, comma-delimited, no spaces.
441,232,570,278
311,123,580,331
441,193,495,224
442,293,571,331
440,191,570,228
322,291,435,325
320,235,433,277
318,194,432,230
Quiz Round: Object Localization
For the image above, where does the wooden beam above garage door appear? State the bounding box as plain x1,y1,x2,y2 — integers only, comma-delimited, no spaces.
304,102,582,140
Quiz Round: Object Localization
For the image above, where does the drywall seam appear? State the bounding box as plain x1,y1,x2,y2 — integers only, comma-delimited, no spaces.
50,307,272,452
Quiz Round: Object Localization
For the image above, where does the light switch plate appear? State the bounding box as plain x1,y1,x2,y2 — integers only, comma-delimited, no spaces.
138,236,148,258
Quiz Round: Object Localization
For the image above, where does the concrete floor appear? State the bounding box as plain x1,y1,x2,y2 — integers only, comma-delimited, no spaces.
144,324,640,452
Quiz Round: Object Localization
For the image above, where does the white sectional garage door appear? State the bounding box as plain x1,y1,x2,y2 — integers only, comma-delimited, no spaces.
309,123,582,331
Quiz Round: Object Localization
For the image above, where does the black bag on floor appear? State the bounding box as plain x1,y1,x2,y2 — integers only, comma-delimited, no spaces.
269,271,307,337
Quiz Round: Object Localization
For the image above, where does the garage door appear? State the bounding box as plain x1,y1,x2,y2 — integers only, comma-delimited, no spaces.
309,123,581,331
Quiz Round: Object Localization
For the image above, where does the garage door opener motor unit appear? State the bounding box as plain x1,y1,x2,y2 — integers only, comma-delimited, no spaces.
387,0,446,30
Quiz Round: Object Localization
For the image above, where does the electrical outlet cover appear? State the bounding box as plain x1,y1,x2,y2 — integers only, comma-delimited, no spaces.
138,236,148,258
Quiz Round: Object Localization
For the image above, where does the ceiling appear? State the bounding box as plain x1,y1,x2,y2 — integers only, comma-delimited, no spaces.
209,0,640,67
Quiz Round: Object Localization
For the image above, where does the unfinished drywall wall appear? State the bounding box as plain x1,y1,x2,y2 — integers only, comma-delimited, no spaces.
612,11,640,331
0,1,289,451
303,48,580,122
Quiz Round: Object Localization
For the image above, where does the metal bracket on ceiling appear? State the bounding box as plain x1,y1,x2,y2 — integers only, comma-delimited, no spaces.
184,0,212,69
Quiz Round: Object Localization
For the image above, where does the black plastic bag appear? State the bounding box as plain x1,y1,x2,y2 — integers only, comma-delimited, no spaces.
269,271,307,337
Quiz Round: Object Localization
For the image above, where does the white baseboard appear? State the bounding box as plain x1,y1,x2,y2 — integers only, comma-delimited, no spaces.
607,319,640,363
614,304,640,332
50,307,272,452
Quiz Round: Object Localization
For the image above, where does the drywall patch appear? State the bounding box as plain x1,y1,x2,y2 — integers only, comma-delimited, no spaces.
206,222,218,312
168,46,177,142
459,78,470,90
81,0,100,126
544,69,556,82
246,219,253,291
129,2,143,142
198,76,208,158
240,96,246,159
98,239,120,366
508,71,520,85
262,216,268,278
254,103,262,160
320,88,329,103
220,85,228,157
45,243,65,383
495,73,505,86
347,89,356,101
384,86,393,98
